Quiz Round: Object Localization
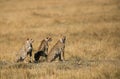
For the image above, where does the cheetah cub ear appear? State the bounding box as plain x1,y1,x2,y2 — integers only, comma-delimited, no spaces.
30,39,34,43
60,36,66,43
26,38,34,43
27,38,29,40
45,37,52,42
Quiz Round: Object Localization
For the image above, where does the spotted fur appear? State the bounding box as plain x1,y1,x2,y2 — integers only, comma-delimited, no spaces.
16,38,34,63
47,36,66,62
34,37,52,62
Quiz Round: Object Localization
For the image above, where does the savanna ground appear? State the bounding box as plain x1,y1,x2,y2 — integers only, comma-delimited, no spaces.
0,0,120,79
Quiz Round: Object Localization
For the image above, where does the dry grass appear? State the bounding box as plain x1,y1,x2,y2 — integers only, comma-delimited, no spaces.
0,0,120,79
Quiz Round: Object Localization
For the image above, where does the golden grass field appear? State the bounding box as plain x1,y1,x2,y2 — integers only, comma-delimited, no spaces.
0,0,120,79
